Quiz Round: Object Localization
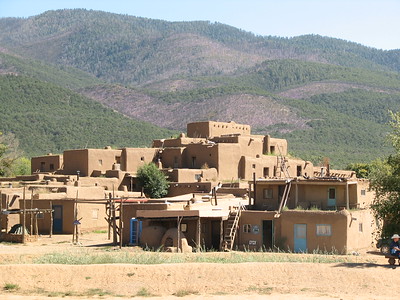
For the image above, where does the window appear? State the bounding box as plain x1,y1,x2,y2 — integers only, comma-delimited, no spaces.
40,162,45,172
263,167,269,178
361,189,366,196
243,224,251,233
192,157,197,168
140,156,145,161
316,224,332,236
328,188,336,199
115,156,121,164
180,223,187,233
49,163,54,171
98,159,103,166
270,146,275,154
297,165,302,176
359,223,363,232
252,164,256,169
263,188,273,199
92,209,99,220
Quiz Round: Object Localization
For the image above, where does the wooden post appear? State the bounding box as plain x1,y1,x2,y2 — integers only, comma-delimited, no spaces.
49,201,53,238
177,216,182,252
22,187,26,244
30,189,33,236
5,196,8,233
346,181,350,210
295,180,299,208
219,219,224,251
119,200,123,249
112,200,117,246
196,217,201,251
35,213,39,237
0,194,3,236
253,172,257,206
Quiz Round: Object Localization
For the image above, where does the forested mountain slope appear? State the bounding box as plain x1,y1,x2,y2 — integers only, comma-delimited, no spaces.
1,9,400,167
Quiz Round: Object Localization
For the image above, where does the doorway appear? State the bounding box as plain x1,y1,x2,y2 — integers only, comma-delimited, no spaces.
52,205,63,233
211,220,221,250
294,224,307,252
262,220,273,250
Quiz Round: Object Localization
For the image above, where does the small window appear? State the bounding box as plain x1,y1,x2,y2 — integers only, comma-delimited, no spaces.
115,156,121,164
297,165,302,177
252,164,256,169
270,146,275,154
328,188,336,199
49,163,54,171
141,156,145,161
316,224,332,236
359,223,363,232
98,159,103,166
263,167,269,178
243,224,251,233
361,189,366,196
180,223,187,232
263,188,273,199
40,162,45,172
92,209,99,220
192,157,196,168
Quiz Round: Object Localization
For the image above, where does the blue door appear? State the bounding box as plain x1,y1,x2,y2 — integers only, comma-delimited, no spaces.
130,218,142,245
327,188,336,207
52,205,63,233
294,224,307,252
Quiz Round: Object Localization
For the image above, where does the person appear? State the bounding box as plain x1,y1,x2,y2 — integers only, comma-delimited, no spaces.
390,234,400,257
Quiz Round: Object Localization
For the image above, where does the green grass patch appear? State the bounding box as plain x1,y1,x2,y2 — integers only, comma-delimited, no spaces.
136,287,154,297
3,283,20,291
32,250,353,265
173,289,199,297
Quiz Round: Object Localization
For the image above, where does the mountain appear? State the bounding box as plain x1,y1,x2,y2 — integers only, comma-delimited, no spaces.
1,9,400,167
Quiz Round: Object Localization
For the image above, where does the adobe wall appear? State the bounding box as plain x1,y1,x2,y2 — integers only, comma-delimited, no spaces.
187,121,251,138
160,148,185,169
264,137,288,156
183,143,219,170
346,209,376,252
63,149,89,176
255,181,358,210
279,210,349,253
238,210,277,251
87,149,122,176
356,180,375,209
165,168,218,183
167,182,213,197
31,154,63,173
121,148,158,172
0,192,21,232
216,143,242,180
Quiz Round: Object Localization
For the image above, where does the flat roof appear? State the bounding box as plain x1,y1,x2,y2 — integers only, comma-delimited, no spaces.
136,209,229,219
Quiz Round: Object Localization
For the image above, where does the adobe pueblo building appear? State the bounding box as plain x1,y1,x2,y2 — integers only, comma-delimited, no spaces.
1,121,376,253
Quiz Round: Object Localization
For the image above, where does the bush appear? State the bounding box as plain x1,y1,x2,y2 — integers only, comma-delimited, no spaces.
137,163,169,198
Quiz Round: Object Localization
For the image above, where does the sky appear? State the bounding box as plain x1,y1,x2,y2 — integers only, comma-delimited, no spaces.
0,0,399,50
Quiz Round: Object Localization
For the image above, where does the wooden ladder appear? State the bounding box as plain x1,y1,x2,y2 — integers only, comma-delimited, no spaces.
223,204,246,251
274,179,292,218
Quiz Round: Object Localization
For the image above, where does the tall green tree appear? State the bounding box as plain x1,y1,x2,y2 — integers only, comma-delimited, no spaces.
137,163,169,199
370,111,400,237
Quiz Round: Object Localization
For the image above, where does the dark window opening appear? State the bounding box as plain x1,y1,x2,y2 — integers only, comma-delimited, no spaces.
329,188,336,199
49,163,54,171
263,167,269,178
270,146,275,154
192,157,197,168
40,162,45,172
297,165,302,176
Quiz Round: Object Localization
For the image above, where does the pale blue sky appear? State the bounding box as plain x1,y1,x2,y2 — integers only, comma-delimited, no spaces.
0,0,399,50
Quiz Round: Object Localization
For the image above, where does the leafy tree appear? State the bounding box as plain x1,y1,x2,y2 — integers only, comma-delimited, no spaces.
137,163,169,198
370,111,400,237
345,163,372,178
11,157,31,176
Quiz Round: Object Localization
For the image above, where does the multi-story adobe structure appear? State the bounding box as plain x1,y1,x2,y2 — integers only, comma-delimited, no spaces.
19,120,375,253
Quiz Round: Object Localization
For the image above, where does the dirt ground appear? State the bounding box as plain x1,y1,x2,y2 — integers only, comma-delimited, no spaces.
0,233,397,300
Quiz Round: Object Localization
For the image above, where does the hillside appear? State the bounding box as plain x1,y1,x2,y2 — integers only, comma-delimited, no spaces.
1,9,400,167
0,75,174,156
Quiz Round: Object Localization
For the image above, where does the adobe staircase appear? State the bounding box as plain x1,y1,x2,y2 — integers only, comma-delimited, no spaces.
223,204,246,251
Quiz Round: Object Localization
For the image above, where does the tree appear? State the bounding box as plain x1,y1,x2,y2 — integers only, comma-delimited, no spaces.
370,111,400,237
345,163,372,178
137,163,169,198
